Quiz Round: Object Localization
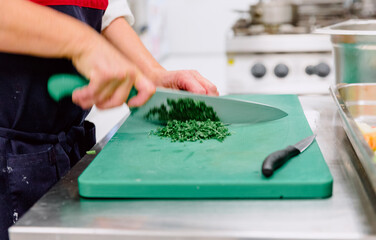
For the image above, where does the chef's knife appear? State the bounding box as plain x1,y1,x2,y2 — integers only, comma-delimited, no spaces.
48,74,138,103
48,74,288,124
262,134,316,177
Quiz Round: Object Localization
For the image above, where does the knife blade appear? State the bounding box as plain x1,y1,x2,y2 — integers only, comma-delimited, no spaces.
262,134,316,178
48,74,288,124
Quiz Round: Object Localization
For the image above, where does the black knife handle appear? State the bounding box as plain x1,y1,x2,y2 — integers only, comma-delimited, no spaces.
262,145,300,177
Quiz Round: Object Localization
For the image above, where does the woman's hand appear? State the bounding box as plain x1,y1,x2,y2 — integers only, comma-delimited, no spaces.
150,68,219,96
0,0,156,110
102,18,219,97
71,37,156,109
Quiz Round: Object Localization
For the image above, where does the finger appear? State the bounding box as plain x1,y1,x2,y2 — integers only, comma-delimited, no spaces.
176,72,206,95
127,76,156,107
95,68,141,109
95,80,132,109
72,86,95,109
94,79,122,106
91,69,128,100
73,69,128,109
72,71,108,109
190,71,219,96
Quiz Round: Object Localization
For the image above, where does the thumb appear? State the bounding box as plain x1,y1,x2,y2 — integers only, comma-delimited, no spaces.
127,76,156,107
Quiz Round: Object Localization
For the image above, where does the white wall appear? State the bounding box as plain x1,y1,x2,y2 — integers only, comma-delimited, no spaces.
145,0,257,57
164,0,257,54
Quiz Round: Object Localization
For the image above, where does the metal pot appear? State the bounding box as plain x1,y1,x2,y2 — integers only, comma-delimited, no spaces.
316,20,376,84
250,1,298,26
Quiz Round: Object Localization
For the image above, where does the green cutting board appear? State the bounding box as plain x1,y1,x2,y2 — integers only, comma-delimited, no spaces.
78,94,333,199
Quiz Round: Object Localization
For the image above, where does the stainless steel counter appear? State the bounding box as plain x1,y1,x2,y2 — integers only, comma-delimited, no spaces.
9,95,376,240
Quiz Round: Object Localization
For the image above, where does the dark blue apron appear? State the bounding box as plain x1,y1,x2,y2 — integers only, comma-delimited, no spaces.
0,6,104,240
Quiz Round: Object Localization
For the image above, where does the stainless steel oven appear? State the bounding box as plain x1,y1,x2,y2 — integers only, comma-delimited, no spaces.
225,0,376,94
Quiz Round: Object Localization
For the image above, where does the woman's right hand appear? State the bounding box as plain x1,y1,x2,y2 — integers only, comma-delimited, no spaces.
71,36,156,109
0,0,155,110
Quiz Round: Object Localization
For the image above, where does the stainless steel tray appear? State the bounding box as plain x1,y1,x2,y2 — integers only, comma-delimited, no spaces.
330,83,376,191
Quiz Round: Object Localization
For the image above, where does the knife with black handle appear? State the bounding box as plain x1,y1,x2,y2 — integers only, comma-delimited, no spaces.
262,135,316,177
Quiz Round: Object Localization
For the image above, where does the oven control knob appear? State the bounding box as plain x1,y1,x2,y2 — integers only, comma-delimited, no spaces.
305,63,330,77
251,63,266,79
315,63,331,77
305,66,315,75
274,64,289,78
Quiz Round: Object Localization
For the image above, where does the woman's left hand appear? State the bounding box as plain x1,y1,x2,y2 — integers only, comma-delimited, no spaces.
102,18,218,97
150,69,219,96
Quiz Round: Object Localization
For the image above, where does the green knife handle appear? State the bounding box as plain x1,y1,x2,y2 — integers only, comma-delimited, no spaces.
47,73,138,103
261,145,300,178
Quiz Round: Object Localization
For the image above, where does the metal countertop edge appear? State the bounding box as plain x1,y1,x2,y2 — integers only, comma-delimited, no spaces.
9,227,363,240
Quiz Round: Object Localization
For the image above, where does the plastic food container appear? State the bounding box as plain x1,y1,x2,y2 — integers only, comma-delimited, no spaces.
316,20,376,84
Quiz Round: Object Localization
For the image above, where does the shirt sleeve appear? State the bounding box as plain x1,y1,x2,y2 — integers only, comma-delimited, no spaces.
101,0,135,31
